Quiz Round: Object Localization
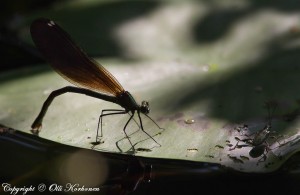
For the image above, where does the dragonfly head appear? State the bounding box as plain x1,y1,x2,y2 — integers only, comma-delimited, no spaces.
140,101,150,114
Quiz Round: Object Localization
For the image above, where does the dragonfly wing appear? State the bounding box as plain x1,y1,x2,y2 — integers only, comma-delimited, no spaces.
30,18,124,96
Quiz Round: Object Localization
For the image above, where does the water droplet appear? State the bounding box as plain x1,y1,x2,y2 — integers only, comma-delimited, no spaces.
47,20,55,27
187,148,198,152
184,119,195,124
202,65,209,72
43,89,52,95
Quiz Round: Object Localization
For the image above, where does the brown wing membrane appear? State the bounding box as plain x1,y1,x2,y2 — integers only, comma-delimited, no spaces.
30,18,124,96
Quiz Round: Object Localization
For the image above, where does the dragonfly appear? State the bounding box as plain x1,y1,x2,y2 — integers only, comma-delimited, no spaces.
30,18,163,151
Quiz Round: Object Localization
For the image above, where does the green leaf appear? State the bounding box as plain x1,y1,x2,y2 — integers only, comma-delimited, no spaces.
1,59,299,173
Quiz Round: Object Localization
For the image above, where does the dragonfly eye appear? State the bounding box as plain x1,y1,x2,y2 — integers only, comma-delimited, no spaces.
140,101,150,114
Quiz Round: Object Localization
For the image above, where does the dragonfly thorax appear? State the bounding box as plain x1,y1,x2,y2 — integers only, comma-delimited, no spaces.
118,91,150,113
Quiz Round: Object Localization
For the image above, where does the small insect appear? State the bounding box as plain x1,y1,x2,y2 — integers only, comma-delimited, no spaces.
30,18,164,152
136,148,152,152
215,145,224,149
205,155,214,158
187,148,198,152
234,124,248,133
240,155,250,161
264,161,276,168
230,101,280,164
227,154,244,164
226,143,233,147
